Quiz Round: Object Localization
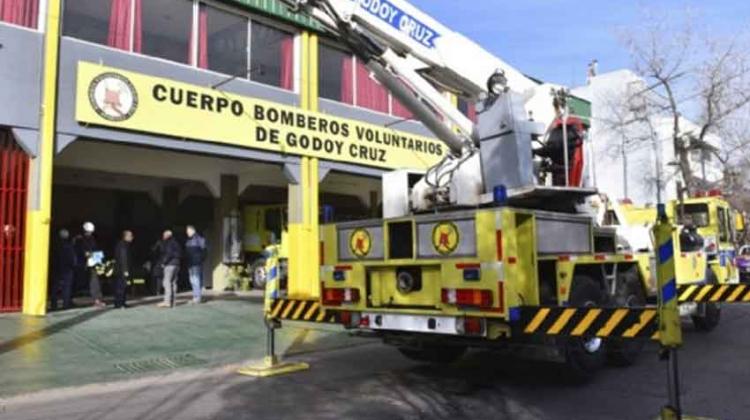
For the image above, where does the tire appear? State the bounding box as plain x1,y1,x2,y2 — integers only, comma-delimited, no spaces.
692,270,721,332
561,275,607,382
607,270,647,366
397,345,466,365
249,258,267,290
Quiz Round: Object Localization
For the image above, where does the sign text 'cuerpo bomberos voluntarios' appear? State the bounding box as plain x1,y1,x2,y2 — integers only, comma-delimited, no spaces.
76,62,446,169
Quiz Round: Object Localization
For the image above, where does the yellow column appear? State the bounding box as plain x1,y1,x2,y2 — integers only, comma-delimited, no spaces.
23,0,62,315
287,32,321,299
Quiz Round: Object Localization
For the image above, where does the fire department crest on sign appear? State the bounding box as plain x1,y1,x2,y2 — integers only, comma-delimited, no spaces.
432,221,459,255
88,72,138,122
349,228,372,258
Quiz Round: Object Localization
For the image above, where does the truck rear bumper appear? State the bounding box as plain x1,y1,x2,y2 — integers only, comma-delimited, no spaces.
356,312,488,338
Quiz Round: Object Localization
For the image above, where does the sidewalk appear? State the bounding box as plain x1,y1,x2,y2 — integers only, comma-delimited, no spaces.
0,292,367,397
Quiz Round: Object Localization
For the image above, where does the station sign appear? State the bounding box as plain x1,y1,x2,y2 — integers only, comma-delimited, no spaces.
75,62,447,170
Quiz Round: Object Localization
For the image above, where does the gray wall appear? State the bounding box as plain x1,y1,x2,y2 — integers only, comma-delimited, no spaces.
0,24,42,130
0,24,43,155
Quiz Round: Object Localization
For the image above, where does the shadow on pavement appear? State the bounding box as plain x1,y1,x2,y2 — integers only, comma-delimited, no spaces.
209,348,608,420
0,309,108,356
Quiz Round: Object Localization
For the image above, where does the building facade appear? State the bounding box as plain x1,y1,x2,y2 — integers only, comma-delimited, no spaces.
573,69,723,206
0,0,478,315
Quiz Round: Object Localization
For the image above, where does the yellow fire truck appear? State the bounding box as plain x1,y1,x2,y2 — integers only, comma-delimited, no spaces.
320,205,650,378
602,191,746,332
269,0,661,380
673,190,742,285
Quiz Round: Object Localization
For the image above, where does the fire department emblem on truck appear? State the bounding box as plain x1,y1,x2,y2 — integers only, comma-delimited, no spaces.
88,72,139,122
349,228,372,258
432,221,459,255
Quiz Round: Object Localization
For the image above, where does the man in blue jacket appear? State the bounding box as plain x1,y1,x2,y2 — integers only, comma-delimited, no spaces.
185,225,207,304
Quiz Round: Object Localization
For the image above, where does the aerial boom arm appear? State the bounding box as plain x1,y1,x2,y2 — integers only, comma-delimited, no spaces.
282,0,538,156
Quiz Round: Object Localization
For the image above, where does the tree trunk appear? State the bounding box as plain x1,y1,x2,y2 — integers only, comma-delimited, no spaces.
675,138,694,195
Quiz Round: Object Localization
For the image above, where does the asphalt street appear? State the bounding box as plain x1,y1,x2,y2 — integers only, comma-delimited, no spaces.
3,306,750,420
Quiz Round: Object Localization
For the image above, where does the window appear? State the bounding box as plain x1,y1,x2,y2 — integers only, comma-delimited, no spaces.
264,209,283,243
318,42,436,119
250,21,294,90
458,97,478,123
678,203,710,228
318,43,352,103
141,0,193,64
1,0,38,28
717,208,729,242
355,60,389,113
200,4,248,75
63,0,113,45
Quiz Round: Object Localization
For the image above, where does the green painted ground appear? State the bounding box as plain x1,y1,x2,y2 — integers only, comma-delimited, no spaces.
0,294,366,397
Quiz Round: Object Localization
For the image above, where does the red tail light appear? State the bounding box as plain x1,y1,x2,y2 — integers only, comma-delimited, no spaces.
322,287,360,305
441,288,492,308
496,230,503,261
463,317,483,335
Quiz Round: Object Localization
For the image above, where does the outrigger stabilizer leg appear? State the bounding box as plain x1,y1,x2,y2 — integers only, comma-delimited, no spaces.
238,254,309,377
237,317,310,377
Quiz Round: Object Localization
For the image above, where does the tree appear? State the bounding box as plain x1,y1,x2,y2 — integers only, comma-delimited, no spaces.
616,9,750,196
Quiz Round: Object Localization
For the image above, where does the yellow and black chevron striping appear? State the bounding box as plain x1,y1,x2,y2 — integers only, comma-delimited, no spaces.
678,284,750,303
268,299,338,323
520,306,659,340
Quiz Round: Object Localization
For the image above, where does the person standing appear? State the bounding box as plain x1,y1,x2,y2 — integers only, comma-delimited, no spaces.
113,230,134,309
185,225,207,304
157,230,181,308
149,239,165,296
51,229,77,310
75,222,105,308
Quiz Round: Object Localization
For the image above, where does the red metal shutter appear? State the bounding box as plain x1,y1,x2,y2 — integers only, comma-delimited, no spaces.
0,129,29,312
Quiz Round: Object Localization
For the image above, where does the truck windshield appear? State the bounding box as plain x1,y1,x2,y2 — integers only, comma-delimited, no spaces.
678,203,710,227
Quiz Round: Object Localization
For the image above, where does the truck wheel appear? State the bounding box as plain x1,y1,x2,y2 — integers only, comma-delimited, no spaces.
692,271,721,332
250,258,267,290
607,270,646,366
562,275,606,381
397,345,466,365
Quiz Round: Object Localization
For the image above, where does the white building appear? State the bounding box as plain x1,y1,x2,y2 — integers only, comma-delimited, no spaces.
573,69,723,205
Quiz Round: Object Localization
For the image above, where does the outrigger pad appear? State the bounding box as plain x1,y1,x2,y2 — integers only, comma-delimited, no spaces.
237,356,309,378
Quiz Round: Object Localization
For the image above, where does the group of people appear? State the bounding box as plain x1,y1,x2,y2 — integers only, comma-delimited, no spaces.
50,222,208,311
151,226,208,308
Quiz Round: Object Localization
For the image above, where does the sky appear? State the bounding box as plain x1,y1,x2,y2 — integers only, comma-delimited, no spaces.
409,0,750,87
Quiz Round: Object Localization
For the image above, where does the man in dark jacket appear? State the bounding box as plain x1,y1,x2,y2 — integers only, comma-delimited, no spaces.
51,229,77,310
185,225,207,304
157,229,182,308
113,230,134,309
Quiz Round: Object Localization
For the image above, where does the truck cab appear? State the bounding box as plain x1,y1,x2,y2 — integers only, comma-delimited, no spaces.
671,191,740,285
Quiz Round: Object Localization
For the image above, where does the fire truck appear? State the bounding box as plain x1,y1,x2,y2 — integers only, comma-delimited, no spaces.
602,194,738,332
273,0,655,379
